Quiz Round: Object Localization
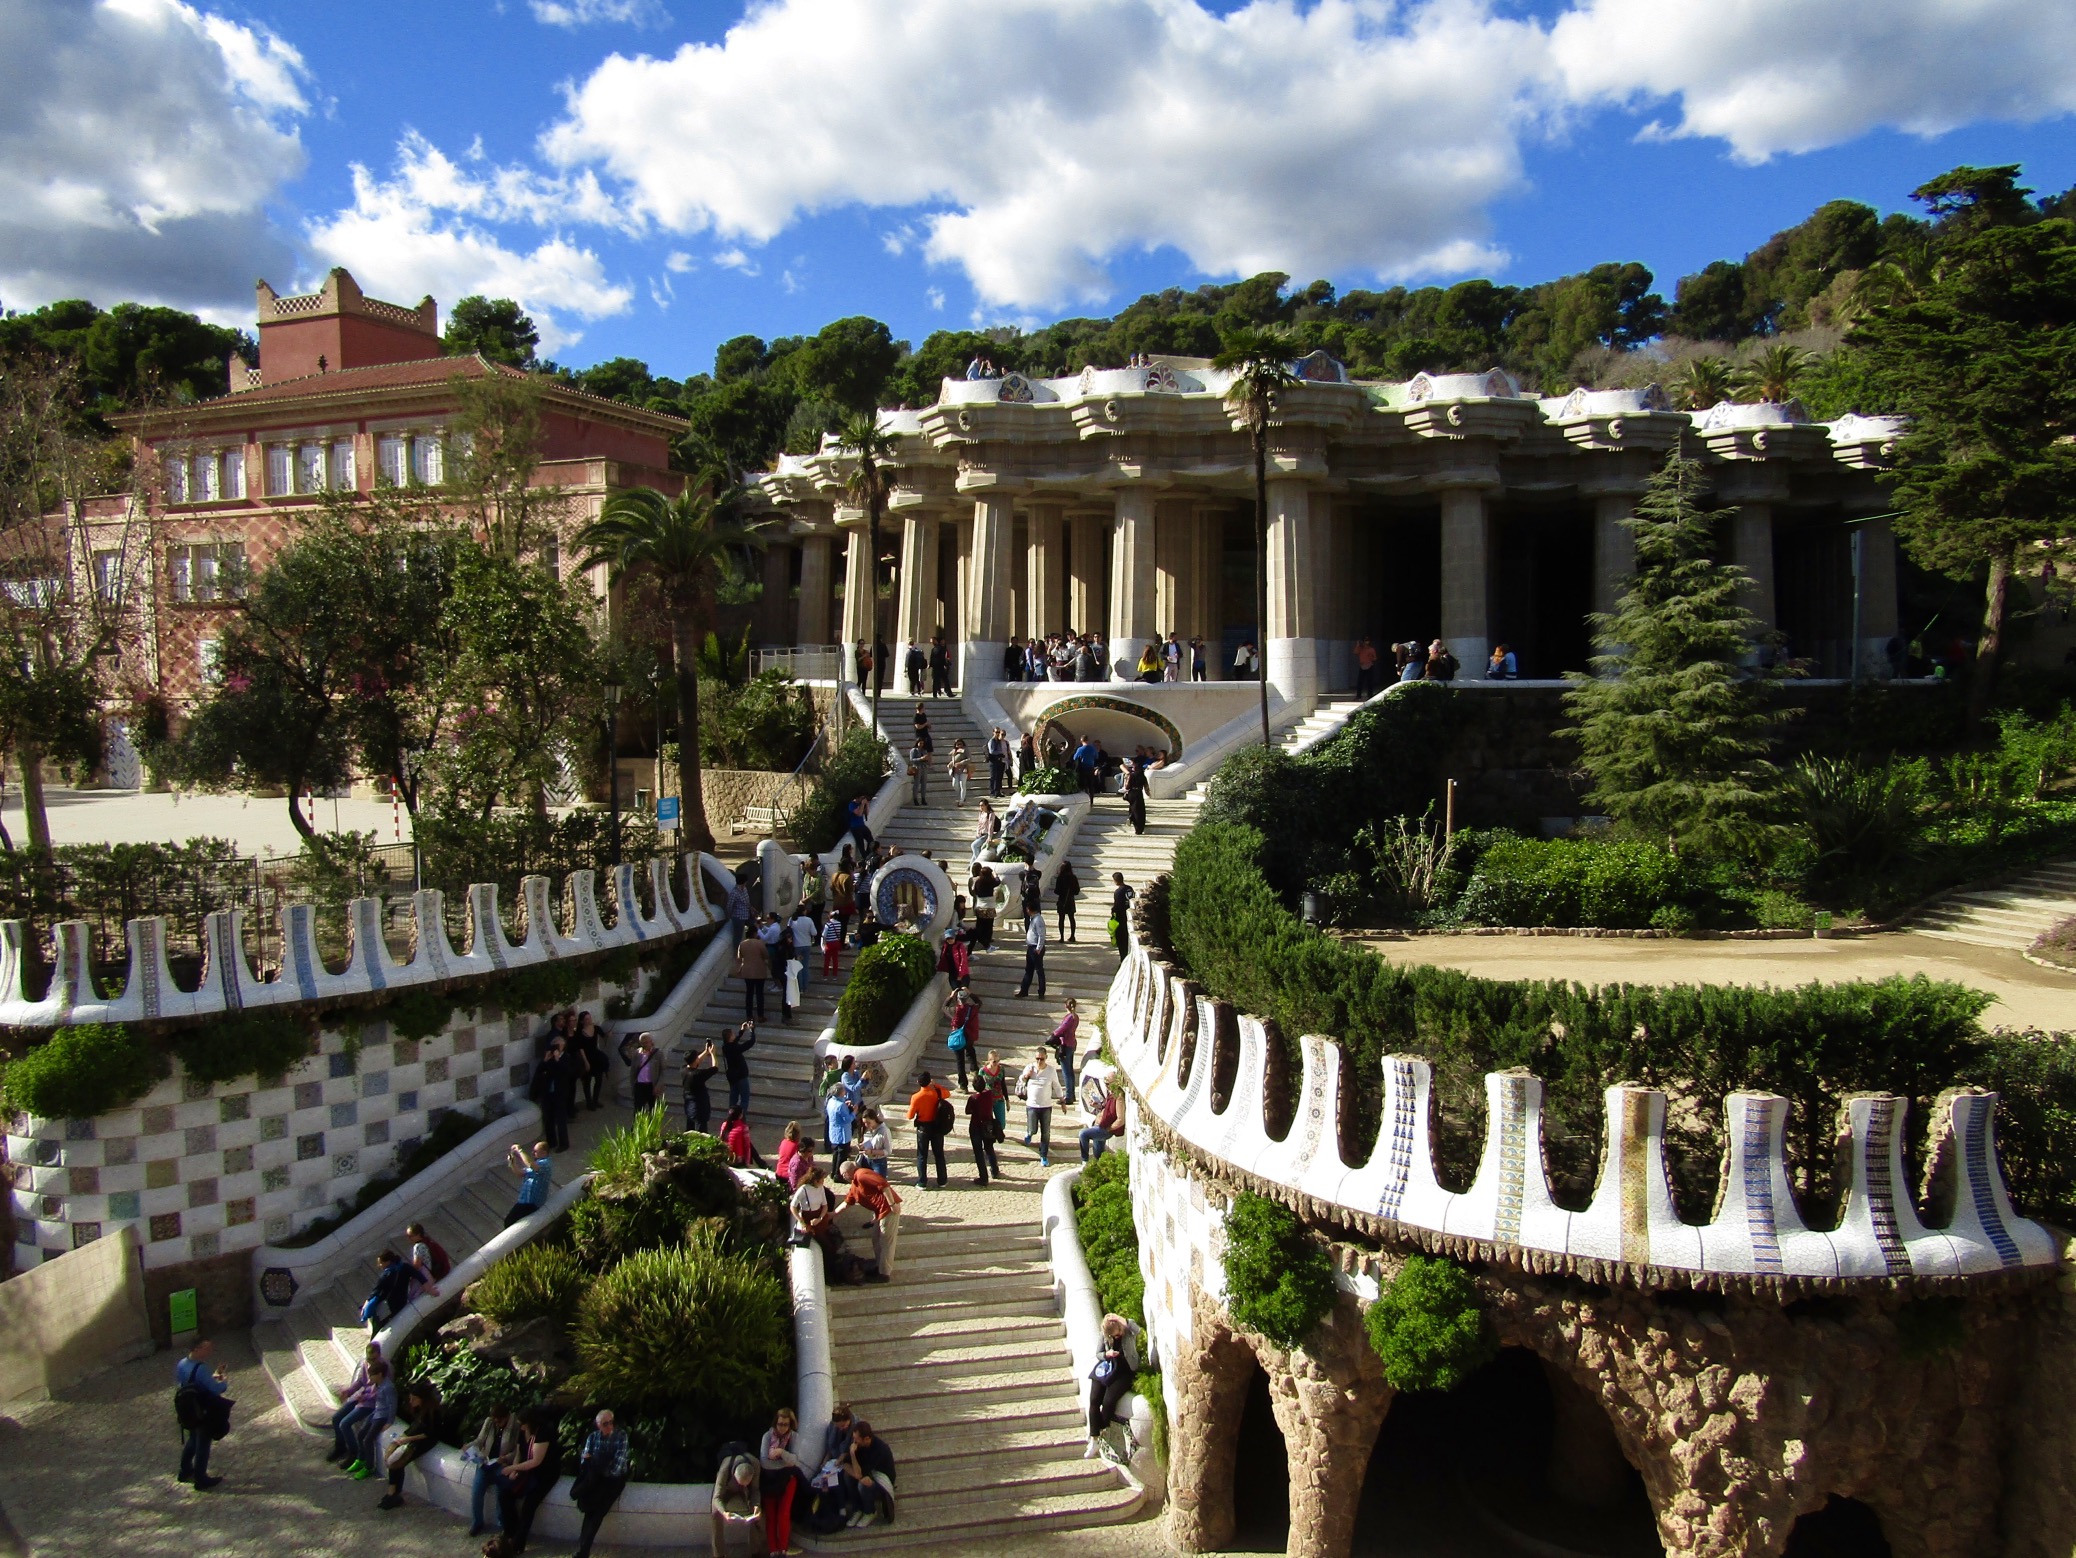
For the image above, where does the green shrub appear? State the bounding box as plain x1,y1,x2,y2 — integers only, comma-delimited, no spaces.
590,1103,677,1193
166,1009,311,1085
1018,765,1078,795
1364,1255,1495,1392
471,1241,592,1329
832,933,937,1049
1788,755,1926,896
1221,1192,1338,1350
496,959,585,1017
789,728,887,853
374,986,461,1043
572,1234,792,1413
1453,834,1725,929
399,1337,563,1446
1073,1150,1145,1324
1169,818,2007,1216
0,1023,169,1120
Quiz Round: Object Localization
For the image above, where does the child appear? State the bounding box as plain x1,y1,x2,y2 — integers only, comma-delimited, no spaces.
821,909,845,976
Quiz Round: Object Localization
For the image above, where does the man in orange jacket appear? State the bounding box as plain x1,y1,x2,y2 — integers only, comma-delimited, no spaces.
905,1071,954,1189
844,1164,903,1279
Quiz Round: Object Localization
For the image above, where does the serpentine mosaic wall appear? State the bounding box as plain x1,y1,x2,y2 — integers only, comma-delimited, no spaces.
4,855,725,1271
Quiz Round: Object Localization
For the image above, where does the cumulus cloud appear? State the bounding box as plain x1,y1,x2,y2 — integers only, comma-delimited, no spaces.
542,0,1544,307
530,0,669,27
1551,0,2076,162
0,0,308,313
304,132,633,350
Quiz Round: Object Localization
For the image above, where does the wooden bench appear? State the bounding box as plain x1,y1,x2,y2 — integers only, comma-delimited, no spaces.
731,804,784,836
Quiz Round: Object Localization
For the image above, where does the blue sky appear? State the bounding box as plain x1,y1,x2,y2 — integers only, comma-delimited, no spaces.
6,0,2075,380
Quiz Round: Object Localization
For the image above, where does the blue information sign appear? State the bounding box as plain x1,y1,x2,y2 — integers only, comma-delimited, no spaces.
656,796,681,827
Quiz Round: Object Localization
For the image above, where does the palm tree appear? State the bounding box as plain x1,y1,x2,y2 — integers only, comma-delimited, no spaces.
1733,342,1811,405
576,484,772,853
1669,355,1733,412
1214,329,1299,747
834,412,898,736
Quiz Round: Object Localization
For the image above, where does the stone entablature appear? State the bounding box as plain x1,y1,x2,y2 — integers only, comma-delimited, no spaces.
1105,885,2054,1290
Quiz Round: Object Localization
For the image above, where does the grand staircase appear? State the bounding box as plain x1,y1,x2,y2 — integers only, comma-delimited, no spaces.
1910,859,2076,952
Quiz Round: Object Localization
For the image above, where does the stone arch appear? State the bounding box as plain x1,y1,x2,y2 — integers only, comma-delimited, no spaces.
1167,1292,1260,1552
1784,1495,1892,1557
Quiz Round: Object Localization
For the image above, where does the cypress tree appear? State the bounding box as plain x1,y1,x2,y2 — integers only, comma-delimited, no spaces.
1561,453,1781,857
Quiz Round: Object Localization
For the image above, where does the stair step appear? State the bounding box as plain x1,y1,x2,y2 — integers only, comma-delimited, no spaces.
826,1285,1061,1324
841,1385,1085,1437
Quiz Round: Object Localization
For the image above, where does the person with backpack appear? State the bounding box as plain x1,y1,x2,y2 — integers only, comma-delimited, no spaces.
789,907,818,994
906,1071,954,1188
173,1337,230,1489
403,1222,449,1300
530,1037,573,1153
359,1248,414,1335
966,1083,1001,1185
942,988,980,1089
979,1050,1010,1142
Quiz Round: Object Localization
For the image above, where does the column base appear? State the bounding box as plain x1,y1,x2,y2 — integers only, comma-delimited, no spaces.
1266,637,1318,713
1445,636,1490,680
958,639,1006,693
1855,637,1901,680
1109,636,1154,682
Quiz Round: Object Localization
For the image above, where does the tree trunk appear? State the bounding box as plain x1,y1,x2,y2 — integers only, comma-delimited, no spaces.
674,609,717,853
286,777,316,842
868,500,884,738
17,747,51,852
1254,430,1271,748
1968,549,2013,730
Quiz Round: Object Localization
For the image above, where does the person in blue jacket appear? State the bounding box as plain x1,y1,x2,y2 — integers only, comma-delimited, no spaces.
174,1337,230,1489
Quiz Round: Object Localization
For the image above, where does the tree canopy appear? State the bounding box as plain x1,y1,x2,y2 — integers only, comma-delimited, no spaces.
443,295,541,366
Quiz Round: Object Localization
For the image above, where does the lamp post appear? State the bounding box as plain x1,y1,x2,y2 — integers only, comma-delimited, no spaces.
604,679,623,866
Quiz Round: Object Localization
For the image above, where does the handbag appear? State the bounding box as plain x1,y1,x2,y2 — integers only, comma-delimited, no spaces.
1106,917,1120,938
947,1026,968,1051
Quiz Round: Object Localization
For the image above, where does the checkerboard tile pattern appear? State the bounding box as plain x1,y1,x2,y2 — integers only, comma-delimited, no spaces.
7,973,623,1270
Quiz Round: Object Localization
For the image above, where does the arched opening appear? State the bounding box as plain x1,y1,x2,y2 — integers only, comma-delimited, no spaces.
1783,1497,1891,1558
1352,1347,1662,1556
1230,1361,1290,1552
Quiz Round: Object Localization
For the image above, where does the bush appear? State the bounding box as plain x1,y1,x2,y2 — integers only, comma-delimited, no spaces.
400,1337,563,1447
788,728,887,853
832,933,937,1050
699,669,818,770
1363,1255,1495,1392
1169,818,2009,1217
2034,916,2076,972
166,1009,312,1085
470,1241,592,1329
571,1233,792,1414
1018,765,1078,795
1788,755,1926,896
590,1103,677,1194
1221,1192,1338,1350
0,1023,169,1120
1453,834,1725,929
1073,1150,1145,1324
378,986,463,1043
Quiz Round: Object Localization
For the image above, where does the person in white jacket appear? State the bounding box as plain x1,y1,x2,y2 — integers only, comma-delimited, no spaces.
1017,1047,1064,1166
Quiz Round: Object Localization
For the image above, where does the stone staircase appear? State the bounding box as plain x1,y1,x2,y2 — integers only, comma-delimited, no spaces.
1183,695,1370,800
1911,860,2076,952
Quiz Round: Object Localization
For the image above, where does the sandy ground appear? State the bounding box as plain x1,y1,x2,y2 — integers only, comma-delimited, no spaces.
1353,929,2076,1031
1,787,410,857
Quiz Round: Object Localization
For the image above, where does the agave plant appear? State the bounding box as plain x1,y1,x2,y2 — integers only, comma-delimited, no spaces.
1789,755,1924,888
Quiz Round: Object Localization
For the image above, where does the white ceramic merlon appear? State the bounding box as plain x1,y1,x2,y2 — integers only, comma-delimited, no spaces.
759,838,803,919
1111,951,2055,1284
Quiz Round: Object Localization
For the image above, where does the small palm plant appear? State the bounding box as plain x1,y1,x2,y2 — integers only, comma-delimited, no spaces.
834,412,898,735
577,484,773,853
1669,355,1733,411
1214,329,1299,747
1733,341,1811,405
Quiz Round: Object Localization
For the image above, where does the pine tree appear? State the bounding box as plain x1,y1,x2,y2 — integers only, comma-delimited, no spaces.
1561,453,1781,857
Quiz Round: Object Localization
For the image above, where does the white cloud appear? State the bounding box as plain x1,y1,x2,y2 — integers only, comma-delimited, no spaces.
925,286,945,311
0,0,308,311
665,250,695,273
542,0,1546,307
712,247,759,274
530,0,668,28
1550,0,2076,163
305,132,633,350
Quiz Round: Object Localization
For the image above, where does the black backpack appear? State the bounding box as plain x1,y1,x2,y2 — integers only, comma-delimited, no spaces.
929,1088,956,1133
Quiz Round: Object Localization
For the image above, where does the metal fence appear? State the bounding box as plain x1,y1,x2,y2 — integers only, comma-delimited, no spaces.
752,645,842,681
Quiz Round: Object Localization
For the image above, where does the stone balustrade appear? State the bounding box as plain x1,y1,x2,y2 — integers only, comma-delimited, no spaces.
1106,895,2056,1289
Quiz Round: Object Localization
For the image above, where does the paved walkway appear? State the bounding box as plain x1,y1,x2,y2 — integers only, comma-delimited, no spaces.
2,786,409,856
1353,930,2076,1031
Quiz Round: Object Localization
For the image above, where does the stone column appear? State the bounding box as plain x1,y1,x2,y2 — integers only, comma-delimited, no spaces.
1155,499,1194,641
839,524,874,680
893,513,939,694
1193,506,1225,678
1167,1291,1262,1553
1069,510,1106,636
1729,501,1777,635
796,532,834,647
961,494,1015,689
1855,514,1900,678
1259,1296,1394,1558
1265,478,1318,711
1440,485,1495,675
1107,488,1158,678
1315,504,1356,692
1027,503,1066,640
758,542,792,644
1592,493,1637,623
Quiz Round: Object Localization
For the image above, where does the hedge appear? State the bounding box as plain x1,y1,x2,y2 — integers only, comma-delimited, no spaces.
832,933,937,1050
0,1023,169,1120
1074,1149,1145,1325
1167,818,2076,1223
1453,834,1733,931
1221,1191,1339,1348
1364,1255,1496,1392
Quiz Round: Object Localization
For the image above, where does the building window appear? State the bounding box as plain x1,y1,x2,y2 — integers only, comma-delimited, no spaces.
165,453,187,504
296,443,325,494
377,435,406,487
92,551,123,602
267,446,292,496
169,542,247,603
410,435,443,486
198,638,223,685
541,536,561,579
197,452,221,502
223,449,246,500
328,440,356,492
